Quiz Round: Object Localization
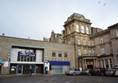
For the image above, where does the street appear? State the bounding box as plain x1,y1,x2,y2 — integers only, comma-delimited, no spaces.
0,74,118,83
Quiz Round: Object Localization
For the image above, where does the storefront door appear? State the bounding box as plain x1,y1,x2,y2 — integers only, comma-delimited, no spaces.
23,65,30,74
17,65,23,74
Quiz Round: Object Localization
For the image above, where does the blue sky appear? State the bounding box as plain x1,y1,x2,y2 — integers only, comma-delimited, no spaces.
0,0,118,40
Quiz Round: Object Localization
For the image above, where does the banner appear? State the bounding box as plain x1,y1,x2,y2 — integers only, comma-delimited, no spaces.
3,61,9,68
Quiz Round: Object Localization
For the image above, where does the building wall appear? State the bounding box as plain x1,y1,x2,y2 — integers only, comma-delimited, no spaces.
109,24,118,67
0,36,75,74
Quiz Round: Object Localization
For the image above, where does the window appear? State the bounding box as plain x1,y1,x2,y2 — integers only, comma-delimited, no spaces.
92,41,94,46
116,29,118,37
100,37,104,43
89,49,91,54
78,48,81,55
68,25,71,34
92,48,95,54
52,52,56,57
76,24,79,32
86,27,89,34
64,52,67,57
100,47,105,54
83,40,86,45
58,52,62,57
88,41,91,46
84,49,87,54
78,39,81,44
81,26,85,33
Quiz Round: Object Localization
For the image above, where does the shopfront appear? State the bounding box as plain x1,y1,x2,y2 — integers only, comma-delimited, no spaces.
10,64,43,74
10,46,44,75
50,61,70,74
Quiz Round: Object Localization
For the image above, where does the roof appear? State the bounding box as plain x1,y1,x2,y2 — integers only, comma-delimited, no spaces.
69,13,83,18
64,13,91,26
108,23,118,29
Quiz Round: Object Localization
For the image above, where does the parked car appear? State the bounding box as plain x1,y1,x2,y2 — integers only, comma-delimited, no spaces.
114,68,118,77
81,69,94,76
65,69,81,76
93,68,106,76
105,68,118,76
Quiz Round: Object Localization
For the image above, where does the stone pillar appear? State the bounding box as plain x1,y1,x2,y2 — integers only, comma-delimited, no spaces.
94,59,96,68
108,59,111,69
100,59,103,68
103,59,106,68
85,59,87,69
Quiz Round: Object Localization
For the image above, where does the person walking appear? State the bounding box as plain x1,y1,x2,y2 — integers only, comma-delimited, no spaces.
29,67,33,76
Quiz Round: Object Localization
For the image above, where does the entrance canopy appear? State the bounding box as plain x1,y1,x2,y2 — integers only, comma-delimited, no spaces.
50,61,70,66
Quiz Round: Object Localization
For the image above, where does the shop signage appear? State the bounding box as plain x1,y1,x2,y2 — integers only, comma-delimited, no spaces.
3,61,9,68
18,49,35,56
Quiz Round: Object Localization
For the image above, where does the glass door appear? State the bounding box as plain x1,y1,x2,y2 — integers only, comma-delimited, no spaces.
17,65,23,75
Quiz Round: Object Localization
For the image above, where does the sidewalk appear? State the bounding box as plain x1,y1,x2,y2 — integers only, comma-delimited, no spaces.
0,74,13,78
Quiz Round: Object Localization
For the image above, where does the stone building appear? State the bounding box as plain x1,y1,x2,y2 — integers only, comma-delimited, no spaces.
0,13,118,75
0,36,74,74
50,13,118,70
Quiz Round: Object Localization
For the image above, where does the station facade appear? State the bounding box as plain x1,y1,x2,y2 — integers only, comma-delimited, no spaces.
0,13,118,75
0,36,74,75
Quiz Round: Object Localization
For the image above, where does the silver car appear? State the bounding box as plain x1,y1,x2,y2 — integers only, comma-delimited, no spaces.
65,69,81,76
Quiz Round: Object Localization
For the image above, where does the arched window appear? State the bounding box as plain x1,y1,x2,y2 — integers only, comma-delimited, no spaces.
86,27,89,34
81,26,84,33
68,25,71,34
76,24,79,32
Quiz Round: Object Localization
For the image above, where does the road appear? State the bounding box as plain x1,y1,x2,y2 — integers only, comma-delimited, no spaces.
0,74,118,83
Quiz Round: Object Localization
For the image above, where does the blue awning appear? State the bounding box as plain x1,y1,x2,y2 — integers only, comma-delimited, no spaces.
0,58,3,64
50,61,70,66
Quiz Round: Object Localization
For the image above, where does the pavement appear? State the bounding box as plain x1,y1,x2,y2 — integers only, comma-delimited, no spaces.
0,74,118,83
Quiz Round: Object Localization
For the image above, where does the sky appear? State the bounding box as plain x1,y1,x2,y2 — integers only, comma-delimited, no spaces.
0,0,118,40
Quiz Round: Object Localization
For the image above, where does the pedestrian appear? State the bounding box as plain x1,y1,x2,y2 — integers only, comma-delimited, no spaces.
29,67,33,76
